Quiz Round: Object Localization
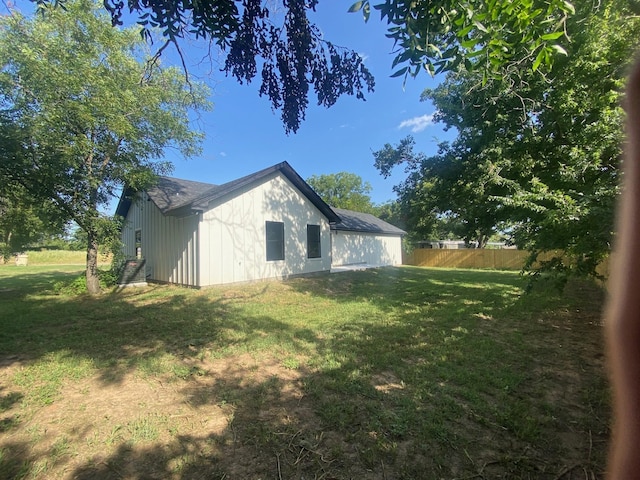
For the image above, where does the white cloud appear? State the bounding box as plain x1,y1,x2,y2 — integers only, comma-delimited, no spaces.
398,114,434,133
219,151,227,157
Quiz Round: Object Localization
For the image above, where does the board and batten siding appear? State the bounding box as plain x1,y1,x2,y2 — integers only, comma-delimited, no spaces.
331,231,403,267
198,172,332,286
121,192,199,286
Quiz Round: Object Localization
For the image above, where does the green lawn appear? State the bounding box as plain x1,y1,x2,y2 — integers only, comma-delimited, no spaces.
2,249,111,266
0,265,609,479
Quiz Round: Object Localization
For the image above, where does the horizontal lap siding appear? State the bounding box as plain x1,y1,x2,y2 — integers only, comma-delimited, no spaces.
199,173,332,286
331,231,403,267
121,193,199,286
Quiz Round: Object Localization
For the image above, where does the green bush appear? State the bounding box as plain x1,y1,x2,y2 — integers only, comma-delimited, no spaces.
52,275,89,295
52,267,120,295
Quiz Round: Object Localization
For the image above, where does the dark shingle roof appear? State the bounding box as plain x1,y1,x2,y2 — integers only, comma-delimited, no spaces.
147,177,218,213
116,163,405,237
331,208,406,235
116,162,340,224
115,177,216,218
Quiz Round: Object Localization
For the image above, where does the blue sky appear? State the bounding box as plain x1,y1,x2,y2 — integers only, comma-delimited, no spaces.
156,2,453,205
9,1,453,206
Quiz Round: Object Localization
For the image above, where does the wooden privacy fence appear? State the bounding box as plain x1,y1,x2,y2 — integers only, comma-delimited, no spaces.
404,248,611,277
405,249,542,271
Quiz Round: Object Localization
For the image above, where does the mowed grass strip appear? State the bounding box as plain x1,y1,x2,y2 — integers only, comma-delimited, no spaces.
0,265,609,479
2,250,112,266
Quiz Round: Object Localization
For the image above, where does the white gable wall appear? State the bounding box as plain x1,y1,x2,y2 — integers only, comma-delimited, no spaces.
331,230,403,267
121,193,199,286
198,172,332,286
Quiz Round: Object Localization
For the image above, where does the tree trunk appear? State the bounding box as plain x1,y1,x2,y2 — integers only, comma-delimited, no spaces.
3,231,12,263
86,230,101,295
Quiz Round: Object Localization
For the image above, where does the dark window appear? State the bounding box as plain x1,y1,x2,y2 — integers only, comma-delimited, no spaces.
307,224,321,258
266,221,285,261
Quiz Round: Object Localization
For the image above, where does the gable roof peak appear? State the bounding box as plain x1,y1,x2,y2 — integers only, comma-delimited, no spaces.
116,162,340,224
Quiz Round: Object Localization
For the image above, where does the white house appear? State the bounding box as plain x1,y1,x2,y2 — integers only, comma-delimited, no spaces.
115,162,405,287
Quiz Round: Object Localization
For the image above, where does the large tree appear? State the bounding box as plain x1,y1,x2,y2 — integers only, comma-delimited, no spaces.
373,136,504,247
0,0,209,293
306,172,376,213
32,0,576,134
374,0,639,277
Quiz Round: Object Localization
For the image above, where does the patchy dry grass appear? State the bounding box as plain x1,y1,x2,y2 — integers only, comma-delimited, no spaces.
0,265,609,479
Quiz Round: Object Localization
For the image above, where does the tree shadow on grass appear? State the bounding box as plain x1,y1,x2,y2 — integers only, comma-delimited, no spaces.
0,266,610,479
1,284,313,384
70,364,357,480
0,268,82,298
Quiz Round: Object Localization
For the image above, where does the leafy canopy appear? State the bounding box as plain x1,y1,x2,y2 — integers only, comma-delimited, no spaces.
97,0,376,134
350,0,575,81
373,0,639,278
32,0,576,133
307,172,376,214
0,0,209,292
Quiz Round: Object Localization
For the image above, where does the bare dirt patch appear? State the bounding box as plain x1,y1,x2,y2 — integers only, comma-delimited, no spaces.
1,353,371,479
371,371,405,394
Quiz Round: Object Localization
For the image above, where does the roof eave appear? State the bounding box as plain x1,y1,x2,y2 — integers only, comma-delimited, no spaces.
331,226,406,236
185,161,341,224
115,187,134,219
164,205,204,217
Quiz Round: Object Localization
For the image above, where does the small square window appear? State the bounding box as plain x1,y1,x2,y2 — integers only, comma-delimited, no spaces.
266,221,284,261
307,224,321,259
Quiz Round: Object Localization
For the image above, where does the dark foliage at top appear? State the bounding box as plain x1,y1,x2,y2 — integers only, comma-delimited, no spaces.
101,0,375,134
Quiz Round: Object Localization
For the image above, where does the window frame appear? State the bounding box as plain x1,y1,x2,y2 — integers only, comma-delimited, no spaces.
265,221,285,261
306,224,321,259
135,228,142,259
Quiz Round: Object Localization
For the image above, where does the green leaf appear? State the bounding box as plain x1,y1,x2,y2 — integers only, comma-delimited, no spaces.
427,43,442,56
390,66,409,78
392,49,414,68
348,1,363,13
563,1,576,15
457,24,474,38
363,2,371,22
441,46,458,59
460,38,479,50
473,21,488,33
532,49,545,71
425,62,435,77
540,31,564,41
466,48,486,59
